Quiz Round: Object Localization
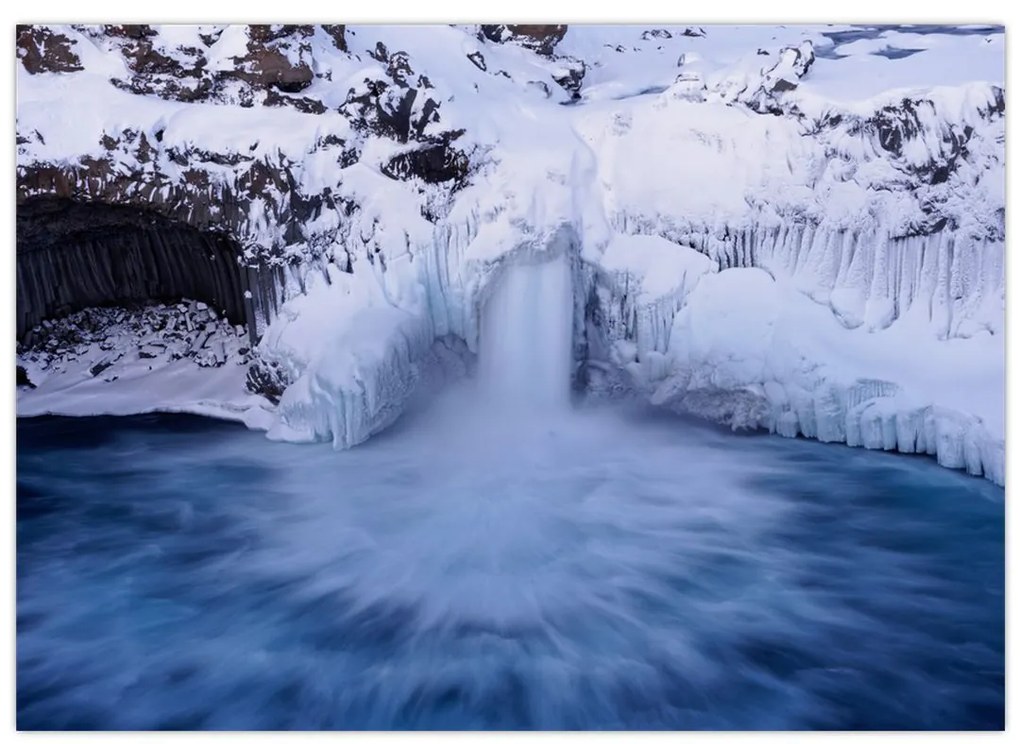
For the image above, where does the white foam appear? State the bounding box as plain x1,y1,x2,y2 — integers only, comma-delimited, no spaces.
479,254,574,411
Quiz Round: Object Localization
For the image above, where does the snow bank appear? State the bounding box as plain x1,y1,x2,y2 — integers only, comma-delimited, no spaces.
646,268,1004,485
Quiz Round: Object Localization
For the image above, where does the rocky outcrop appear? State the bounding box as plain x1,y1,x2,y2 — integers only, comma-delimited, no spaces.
97,24,321,107
18,301,251,385
235,24,315,93
322,24,347,52
859,88,1005,190
17,25,83,73
16,365,35,388
16,24,471,352
479,25,567,56
737,41,816,114
16,128,358,269
106,24,217,103
340,43,443,143
552,58,586,100
338,40,469,184
382,132,470,185
17,197,250,339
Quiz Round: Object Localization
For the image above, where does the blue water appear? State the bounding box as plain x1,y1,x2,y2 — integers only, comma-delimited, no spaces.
17,395,1004,730
815,24,1003,60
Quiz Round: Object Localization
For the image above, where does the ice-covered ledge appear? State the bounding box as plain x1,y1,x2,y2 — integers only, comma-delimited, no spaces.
597,263,1004,485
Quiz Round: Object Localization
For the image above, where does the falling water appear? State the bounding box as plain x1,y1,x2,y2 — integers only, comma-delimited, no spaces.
479,253,574,409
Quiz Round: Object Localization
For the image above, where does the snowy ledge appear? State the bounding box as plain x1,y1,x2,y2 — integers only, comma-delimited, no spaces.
608,265,1004,486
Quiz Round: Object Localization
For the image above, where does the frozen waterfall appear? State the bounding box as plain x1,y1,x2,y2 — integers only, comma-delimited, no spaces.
479,254,574,410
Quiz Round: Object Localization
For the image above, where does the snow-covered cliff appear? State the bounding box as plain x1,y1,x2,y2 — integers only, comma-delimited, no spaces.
16,24,1005,483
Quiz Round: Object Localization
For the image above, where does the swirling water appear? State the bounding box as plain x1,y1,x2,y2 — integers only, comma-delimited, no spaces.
17,389,1003,730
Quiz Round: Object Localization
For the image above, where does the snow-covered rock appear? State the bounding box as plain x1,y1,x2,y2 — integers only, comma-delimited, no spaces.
16,23,1005,483
647,268,1004,485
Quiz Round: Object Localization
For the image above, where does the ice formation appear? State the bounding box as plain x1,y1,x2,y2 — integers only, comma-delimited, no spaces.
15,24,1005,483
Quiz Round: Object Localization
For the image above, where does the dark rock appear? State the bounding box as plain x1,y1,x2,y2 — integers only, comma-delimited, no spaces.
16,366,36,389
552,58,586,100
240,50,313,93
104,25,156,39
387,51,414,85
17,25,83,74
90,359,113,377
369,41,389,63
245,357,290,403
479,25,567,56
199,28,224,47
232,26,315,93
120,37,205,78
341,77,439,144
248,25,315,44
466,51,487,71
322,24,347,52
264,88,327,114
381,134,469,185
17,197,250,339
527,80,552,98
739,42,815,115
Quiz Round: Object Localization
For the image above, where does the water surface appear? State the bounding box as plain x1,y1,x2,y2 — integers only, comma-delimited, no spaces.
17,395,1004,730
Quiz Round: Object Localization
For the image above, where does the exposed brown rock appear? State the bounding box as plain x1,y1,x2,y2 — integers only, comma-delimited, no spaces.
479,24,567,56
17,25,83,74
233,26,314,93
248,25,314,44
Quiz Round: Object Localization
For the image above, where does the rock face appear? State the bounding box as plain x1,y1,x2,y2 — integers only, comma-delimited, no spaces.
17,197,250,339
237,24,315,93
98,24,325,107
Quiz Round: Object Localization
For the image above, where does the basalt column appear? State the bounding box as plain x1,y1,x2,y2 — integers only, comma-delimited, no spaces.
17,196,256,342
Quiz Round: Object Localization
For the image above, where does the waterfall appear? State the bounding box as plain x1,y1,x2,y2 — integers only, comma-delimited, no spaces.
479,254,573,409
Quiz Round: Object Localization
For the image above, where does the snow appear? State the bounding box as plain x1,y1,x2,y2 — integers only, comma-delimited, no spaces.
15,23,1005,483
17,302,274,428
649,268,1004,484
17,358,273,429
599,234,715,303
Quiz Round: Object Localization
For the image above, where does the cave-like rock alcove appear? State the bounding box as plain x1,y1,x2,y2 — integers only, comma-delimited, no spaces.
17,196,253,342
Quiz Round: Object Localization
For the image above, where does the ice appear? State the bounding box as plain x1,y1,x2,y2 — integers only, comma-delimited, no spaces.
647,267,1004,485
